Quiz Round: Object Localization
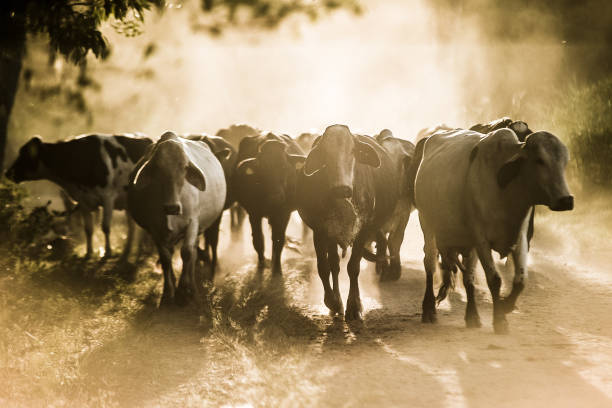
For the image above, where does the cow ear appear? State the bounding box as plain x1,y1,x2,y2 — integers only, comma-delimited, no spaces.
288,154,306,171
215,148,232,162
497,155,525,189
160,131,177,142
354,140,380,168
304,147,324,176
237,158,257,176
27,136,42,158
186,161,206,191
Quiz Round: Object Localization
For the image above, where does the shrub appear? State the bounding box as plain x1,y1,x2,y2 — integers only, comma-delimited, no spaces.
555,77,612,187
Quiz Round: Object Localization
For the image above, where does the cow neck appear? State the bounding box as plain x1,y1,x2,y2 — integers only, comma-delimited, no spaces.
497,175,533,224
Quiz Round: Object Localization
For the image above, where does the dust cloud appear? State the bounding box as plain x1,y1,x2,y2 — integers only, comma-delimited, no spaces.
3,1,612,407
9,0,571,149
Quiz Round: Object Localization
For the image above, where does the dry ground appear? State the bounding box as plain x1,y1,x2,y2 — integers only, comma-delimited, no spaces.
1,193,611,407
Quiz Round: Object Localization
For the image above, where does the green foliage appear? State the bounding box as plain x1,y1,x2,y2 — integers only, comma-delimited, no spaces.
199,0,362,30
0,178,28,239
554,77,612,187
0,178,63,258
2,0,361,63
1,1,164,63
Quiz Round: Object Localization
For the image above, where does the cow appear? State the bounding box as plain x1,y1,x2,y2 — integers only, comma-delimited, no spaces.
184,134,235,272
417,118,536,252
296,124,399,320
127,132,226,306
233,132,306,274
215,124,260,151
215,124,261,230
295,132,318,153
411,127,573,333
5,133,152,259
469,117,533,142
362,129,416,281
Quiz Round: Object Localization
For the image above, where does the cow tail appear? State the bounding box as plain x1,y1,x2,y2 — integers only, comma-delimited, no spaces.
407,137,428,207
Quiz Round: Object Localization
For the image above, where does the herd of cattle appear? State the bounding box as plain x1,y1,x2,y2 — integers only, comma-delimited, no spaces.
5,117,574,333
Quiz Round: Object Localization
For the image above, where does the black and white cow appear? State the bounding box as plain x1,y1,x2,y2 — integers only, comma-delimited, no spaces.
5,133,152,258
411,128,573,333
296,125,399,320
127,132,227,305
233,132,306,274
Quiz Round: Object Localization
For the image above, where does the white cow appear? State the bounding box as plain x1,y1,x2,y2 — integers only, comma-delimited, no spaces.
128,132,226,306
413,128,573,333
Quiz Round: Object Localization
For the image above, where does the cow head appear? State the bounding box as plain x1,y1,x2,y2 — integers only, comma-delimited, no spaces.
508,121,533,142
132,132,207,216
237,139,305,207
304,124,380,199
5,136,45,182
488,130,573,211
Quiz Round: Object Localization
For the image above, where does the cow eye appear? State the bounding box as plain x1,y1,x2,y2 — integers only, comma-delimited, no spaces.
536,157,545,166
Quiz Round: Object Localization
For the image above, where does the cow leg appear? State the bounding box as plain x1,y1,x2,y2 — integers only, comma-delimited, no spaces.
313,230,340,315
384,212,409,282
420,216,438,323
249,214,266,268
120,212,135,261
101,200,114,258
177,220,199,305
270,212,290,275
374,231,388,277
327,242,343,316
346,234,366,321
504,217,530,313
463,250,481,328
436,255,455,305
157,242,176,307
81,208,94,259
204,215,222,277
475,243,507,334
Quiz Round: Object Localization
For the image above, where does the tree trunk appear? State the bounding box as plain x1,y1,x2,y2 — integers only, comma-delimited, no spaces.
0,14,26,172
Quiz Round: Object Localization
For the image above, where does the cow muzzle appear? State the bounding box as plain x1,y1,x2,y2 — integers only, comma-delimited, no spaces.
550,195,574,211
164,203,182,215
330,185,353,199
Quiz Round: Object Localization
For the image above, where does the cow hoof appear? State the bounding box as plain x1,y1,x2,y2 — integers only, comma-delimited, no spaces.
421,309,437,324
324,292,344,316
159,294,174,308
345,308,363,322
465,314,482,328
382,263,401,282
345,298,363,321
499,298,517,314
175,288,193,307
493,319,509,334
257,258,271,269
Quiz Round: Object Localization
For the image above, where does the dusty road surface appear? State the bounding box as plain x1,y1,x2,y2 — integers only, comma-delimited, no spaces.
2,195,612,407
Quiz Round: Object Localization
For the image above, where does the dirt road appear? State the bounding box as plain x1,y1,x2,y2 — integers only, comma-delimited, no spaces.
2,202,612,407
